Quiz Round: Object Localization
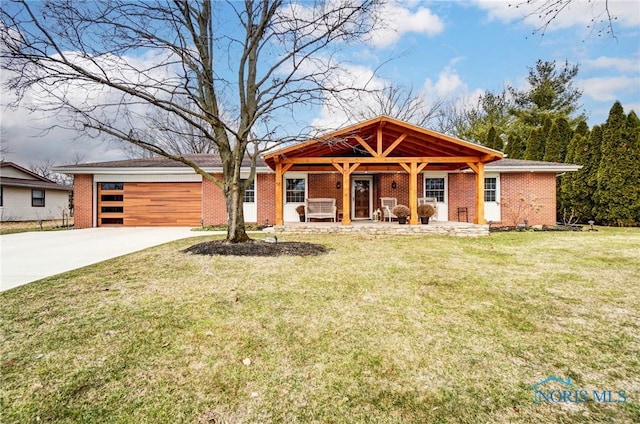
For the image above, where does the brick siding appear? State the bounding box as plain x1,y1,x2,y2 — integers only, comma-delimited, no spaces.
73,174,93,228
256,173,275,225
203,173,277,226
202,174,226,225
378,173,410,208
71,170,559,228
447,173,476,222
500,173,556,226
447,172,557,226
306,173,416,216
308,174,343,209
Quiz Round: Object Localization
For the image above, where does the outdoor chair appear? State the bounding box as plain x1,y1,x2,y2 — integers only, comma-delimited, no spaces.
380,197,397,222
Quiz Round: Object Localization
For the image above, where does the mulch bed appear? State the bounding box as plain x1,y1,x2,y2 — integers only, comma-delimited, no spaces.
182,239,329,257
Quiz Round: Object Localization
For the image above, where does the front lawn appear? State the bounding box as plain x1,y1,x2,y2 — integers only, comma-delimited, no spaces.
1,228,639,423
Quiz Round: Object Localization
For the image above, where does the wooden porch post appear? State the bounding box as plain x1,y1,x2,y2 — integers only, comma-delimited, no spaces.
401,162,427,225
408,162,418,224
274,162,293,225
334,162,358,225
275,163,283,225
475,162,486,224
342,168,351,225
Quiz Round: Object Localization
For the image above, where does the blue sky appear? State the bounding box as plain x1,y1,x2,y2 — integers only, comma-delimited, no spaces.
2,0,639,166
361,0,639,124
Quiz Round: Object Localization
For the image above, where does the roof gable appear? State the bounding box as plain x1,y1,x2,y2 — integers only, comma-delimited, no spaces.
0,162,55,182
263,116,503,171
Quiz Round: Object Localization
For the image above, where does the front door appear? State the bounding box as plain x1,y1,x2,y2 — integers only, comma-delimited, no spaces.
352,177,372,220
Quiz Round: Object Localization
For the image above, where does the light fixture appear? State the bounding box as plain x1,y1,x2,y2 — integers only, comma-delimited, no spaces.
336,181,341,189
391,181,397,189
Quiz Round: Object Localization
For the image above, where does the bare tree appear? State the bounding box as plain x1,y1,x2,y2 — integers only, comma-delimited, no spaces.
0,143,13,161
116,97,221,158
1,0,383,242
350,84,444,128
29,155,80,185
510,0,619,38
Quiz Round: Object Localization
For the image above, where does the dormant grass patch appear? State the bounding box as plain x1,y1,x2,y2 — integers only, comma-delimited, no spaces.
1,228,638,423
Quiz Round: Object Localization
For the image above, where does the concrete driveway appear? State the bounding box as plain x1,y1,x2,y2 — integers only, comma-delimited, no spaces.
0,227,217,292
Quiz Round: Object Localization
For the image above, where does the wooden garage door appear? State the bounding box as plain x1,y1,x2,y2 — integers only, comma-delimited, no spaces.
123,182,202,226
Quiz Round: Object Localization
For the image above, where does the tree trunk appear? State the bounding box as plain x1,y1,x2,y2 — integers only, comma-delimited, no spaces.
224,176,251,243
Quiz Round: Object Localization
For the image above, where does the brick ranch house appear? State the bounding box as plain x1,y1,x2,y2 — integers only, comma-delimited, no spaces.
54,117,580,228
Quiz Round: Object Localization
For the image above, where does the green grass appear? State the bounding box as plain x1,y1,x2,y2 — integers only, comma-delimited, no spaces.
0,220,73,235
2,228,639,423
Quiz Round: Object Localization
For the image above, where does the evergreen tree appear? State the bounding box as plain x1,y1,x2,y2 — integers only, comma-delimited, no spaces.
450,60,584,159
556,117,573,162
485,126,504,151
544,120,561,162
509,60,583,128
544,117,573,163
523,128,545,161
595,102,638,225
451,90,514,145
561,125,602,222
625,111,640,223
551,118,573,216
574,120,590,139
504,134,525,159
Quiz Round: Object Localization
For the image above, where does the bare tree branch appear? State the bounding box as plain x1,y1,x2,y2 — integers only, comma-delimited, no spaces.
1,0,384,242
347,84,445,128
509,0,618,38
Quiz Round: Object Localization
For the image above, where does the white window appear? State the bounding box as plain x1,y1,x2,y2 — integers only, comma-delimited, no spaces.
484,177,497,202
285,178,305,203
425,178,445,202
242,179,255,203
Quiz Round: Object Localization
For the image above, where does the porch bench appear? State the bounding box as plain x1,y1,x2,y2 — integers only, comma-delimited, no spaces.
305,198,337,222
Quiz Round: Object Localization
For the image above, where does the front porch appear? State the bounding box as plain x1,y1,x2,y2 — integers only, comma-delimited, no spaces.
273,220,489,237
264,116,503,227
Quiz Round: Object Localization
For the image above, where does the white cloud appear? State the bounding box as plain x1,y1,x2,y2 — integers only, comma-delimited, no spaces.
473,0,640,31
310,62,388,130
624,102,640,115
370,2,444,48
584,55,640,73
578,76,640,101
423,66,466,99
0,49,187,165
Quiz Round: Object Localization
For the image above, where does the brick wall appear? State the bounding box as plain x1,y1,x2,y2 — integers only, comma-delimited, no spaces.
73,174,93,228
257,173,275,225
306,173,417,215
203,173,277,226
448,173,476,222
202,174,226,225
500,173,556,226
378,173,409,208
308,174,343,208
447,172,557,226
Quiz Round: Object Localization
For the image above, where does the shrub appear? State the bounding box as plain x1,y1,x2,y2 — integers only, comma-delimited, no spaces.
417,204,435,218
391,204,410,218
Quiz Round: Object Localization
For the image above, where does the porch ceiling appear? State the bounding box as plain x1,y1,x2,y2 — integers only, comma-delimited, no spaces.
263,116,503,171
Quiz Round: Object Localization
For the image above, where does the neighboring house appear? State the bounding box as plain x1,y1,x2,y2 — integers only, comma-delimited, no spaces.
0,162,72,222
54,117,580,228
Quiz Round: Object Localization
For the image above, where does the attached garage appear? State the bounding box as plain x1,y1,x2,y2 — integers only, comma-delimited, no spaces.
98,182,202,227
55,154,265,228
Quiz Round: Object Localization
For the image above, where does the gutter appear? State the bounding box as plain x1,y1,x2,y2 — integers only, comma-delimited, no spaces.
53,166,274,175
